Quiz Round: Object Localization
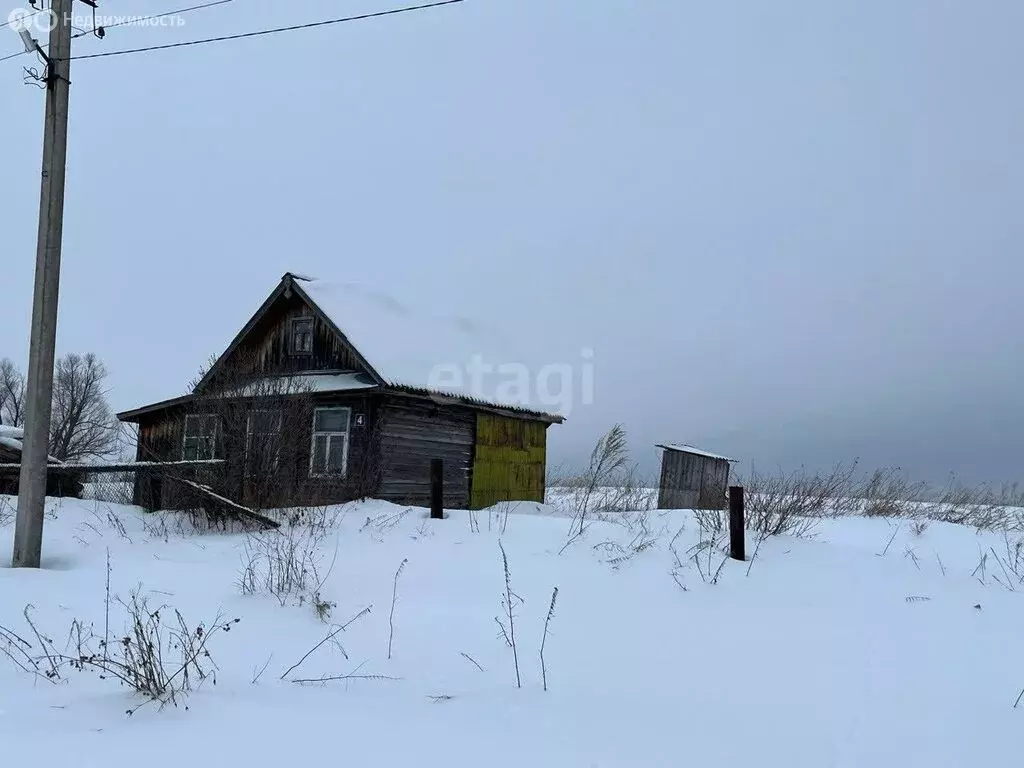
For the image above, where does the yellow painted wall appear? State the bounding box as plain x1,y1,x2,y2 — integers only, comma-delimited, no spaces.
470,414,547,509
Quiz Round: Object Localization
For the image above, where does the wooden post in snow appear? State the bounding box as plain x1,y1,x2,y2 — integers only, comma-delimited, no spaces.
430,458,444,519
729,485,745,561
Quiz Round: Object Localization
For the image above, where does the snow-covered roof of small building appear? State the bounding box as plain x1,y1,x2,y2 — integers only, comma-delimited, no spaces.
0,425,25,441
291,275,561,419
656,443,736,462
0,428,65,464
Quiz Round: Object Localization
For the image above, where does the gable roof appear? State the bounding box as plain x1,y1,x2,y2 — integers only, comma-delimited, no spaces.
124,273,564,424
292,274,563,421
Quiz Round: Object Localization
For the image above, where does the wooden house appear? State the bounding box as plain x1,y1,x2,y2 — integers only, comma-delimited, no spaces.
655,443,735,510
116,273,564,512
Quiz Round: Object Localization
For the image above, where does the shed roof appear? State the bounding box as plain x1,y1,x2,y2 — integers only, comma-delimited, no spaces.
656,443,736,462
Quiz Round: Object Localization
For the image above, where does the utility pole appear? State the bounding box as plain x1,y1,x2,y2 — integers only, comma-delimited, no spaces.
12,0,74,568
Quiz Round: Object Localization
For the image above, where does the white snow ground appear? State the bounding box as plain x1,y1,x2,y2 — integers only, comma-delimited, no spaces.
1,495,1022,767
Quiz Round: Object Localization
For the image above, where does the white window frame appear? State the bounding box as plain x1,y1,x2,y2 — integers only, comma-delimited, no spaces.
290,316,314,355
309,407,351,478
182,414,219,461
245,409,283,473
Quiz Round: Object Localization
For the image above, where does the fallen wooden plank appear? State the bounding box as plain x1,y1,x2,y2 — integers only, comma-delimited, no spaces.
165,475,280,530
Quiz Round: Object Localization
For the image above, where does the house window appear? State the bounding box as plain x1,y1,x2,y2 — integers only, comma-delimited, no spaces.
246,409,282,473
290,317,313,355
310,407,350,477
182,414,219,461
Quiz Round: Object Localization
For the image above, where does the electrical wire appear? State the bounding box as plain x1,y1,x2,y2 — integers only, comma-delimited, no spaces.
65,0,464,61
0,6,45,31
71,0,234,39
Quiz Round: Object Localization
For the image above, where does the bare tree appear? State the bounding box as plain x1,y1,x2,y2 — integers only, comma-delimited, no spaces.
0,358,26,428
49,353,119,462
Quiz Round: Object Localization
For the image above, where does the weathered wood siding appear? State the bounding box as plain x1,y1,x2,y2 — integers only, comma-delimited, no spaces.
377,398,473,508
133,393,381,511
212,291,369,381
470,413,547,508
657,451,730,510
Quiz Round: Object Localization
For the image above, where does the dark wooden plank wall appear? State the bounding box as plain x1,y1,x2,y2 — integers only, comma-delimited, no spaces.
133,392,381,511
377,397,474,509
657,452,729,510
215,292,368,381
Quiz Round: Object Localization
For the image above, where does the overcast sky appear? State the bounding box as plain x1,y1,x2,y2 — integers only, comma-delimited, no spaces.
2,0,1023,484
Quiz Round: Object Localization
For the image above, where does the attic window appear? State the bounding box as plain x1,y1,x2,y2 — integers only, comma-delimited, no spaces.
290,317,313,355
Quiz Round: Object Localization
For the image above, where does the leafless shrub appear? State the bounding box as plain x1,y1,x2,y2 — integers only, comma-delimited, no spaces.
972,548,990,585
360,506,411,541
740,462,858,538
280,605,372,681
877,523,901,557
668,526,689,591
311,593,336,622
495,541,522,688
460,651,485,672
672,515,729,586
1,594,237,713
388,558,408,660
903,546,921,570
687,535,729,585
593,511,659,568
569,424,630,536
857,467,928,518
290,659,399,686
745,531,767,577
596,464,656,516
238,523,326,605
539,586,558,692
910,519,929,537
988,535,1024,592
693,508,725,537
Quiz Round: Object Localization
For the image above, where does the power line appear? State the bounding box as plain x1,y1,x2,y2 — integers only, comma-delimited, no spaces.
2,0,235,64
66,0,464,61
0,7,45,31
71,0,234,39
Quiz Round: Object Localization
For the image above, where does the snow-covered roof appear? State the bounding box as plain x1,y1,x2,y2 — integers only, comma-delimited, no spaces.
292,275,561,419
218,371,378,398
0,432,64,464
0,435,23,454
0,425,24,441
656,443,736,462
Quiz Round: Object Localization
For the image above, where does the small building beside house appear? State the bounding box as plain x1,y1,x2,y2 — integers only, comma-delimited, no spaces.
116,272,564,512
655,443,735,510
0,425,83,498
